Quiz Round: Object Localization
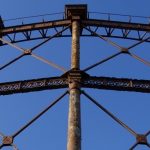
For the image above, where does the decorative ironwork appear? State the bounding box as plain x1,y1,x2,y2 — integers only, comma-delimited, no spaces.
83,76,150,93
1,74,150,95
0,77,68,95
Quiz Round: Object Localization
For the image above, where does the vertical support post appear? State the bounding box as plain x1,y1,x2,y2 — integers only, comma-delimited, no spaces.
67,20,81,150
71,21,80,69
65,5,87,150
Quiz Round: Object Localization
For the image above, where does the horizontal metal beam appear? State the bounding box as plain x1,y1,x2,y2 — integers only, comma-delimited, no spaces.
82,19,150,31
1,19,150,37
0,77,68,95
82,76,150,93
1,19,71,35
0,19,149,45
1,75,150,95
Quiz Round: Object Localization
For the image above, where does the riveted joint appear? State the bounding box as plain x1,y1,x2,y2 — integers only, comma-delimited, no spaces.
121,47,130,54
3,136,13,146
68,70,89,90
24,49,32,55
136,134,148,145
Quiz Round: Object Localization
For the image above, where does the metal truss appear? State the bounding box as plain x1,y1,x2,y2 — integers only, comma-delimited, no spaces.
82,19,150,41
0,15,150,45
0,4,150,150
0,20,71,45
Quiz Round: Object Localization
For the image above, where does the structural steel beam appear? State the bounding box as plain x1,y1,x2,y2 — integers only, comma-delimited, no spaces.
1,19,71,35
0,77,68,95
83,76,150,93
1,19,150,36
82,19,150,31
0,19,150,45
0,76,150,95
1,75,150,95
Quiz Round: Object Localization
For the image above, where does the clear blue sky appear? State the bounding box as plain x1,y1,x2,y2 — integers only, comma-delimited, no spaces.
0,0,150,150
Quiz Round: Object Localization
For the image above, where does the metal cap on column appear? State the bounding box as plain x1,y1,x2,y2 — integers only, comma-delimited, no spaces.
65,4,87,20
65,4,87,150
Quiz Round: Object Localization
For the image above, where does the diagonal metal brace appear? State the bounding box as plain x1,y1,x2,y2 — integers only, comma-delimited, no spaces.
82,90,137,136
0,16,4,46
12,91,68,138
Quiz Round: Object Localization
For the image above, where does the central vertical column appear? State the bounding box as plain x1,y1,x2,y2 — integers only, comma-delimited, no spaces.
67,20,81,150
71,21,80,69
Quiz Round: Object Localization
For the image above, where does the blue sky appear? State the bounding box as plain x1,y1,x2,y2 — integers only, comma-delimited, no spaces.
0,0,150,150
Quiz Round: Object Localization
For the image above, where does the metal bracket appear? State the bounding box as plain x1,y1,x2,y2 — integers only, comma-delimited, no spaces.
3,136,13,146
62,69,89,90
0,132,18,150
136,134,148,145
24,49,32,55
130,131,150,149
63,69,88,81
121,47,130,54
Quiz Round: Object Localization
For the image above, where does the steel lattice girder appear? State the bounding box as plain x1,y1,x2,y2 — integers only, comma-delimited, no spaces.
82,19,150,31
0,18,150,45
0,77,68,95
1,75,150,95
83,76,150,93
1,19,150,35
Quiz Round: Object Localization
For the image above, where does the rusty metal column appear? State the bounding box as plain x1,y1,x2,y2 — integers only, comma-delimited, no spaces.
67,19,81,150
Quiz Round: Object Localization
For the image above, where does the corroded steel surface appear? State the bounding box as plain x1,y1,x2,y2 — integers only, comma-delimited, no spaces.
1,75,150,95
0,16,150,45
0,4,150,150
67,19,81,150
